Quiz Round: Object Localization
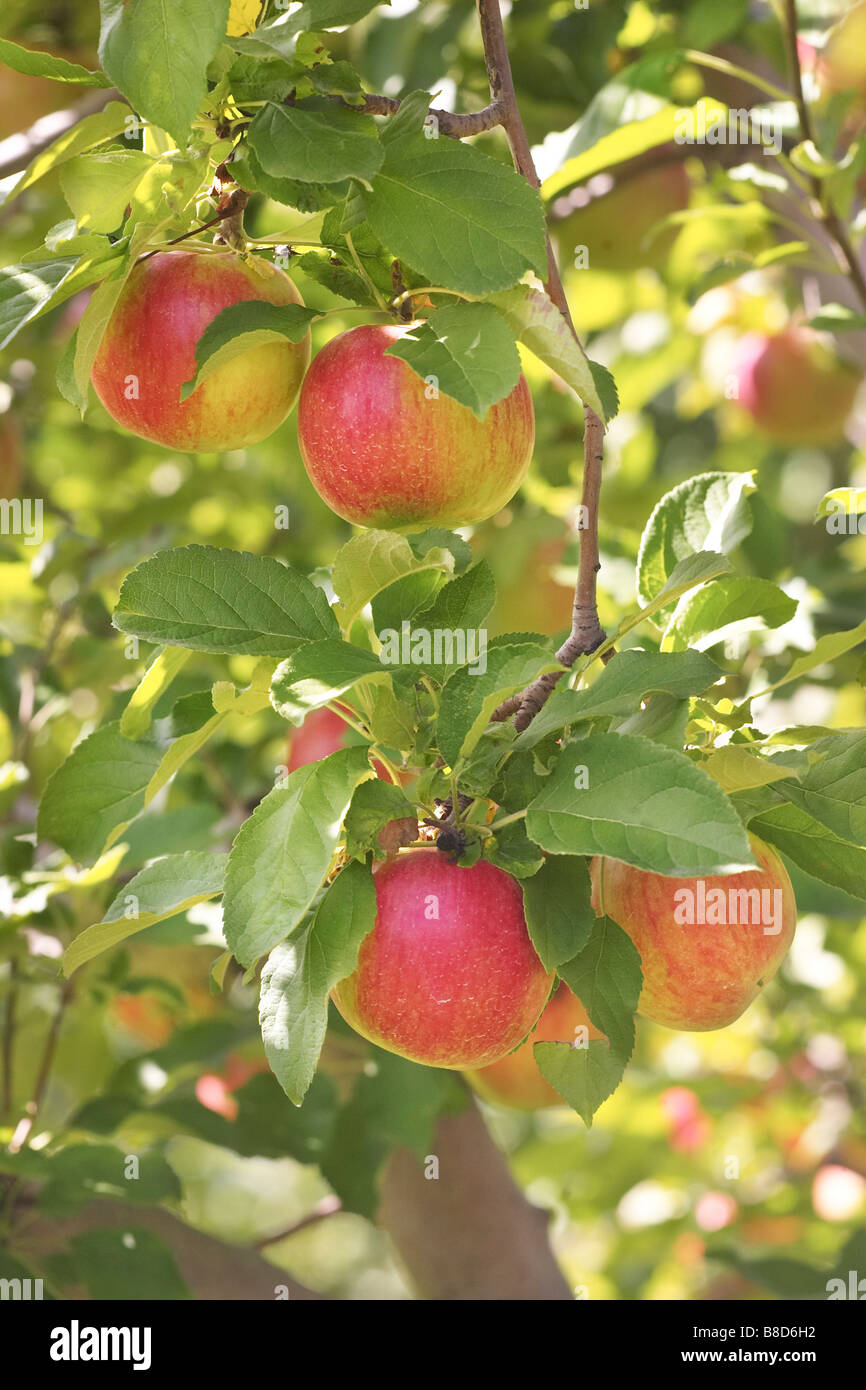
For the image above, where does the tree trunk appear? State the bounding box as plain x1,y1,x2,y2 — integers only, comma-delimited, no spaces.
379,1099,572,1300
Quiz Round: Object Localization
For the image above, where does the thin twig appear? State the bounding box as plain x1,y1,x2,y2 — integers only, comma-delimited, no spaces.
781,0,866,311
8,980,74,1154
253,1194,342,1247
350,93,502,138
477,0,607,731
1,959,19,1124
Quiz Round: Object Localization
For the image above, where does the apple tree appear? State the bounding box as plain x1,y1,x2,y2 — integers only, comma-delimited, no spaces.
0,0,865,1303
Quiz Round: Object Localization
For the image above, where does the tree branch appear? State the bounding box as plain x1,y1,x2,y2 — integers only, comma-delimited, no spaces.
355,93,503,137
477,0,607,730
781,0,866,311
0,91,120,181
379,1099,572,1300
9,1194,325,1301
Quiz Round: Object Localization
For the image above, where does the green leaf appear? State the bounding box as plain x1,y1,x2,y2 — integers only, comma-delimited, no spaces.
614,693,689,748
486,285,607,420
67,1227,191,1301
521,855,595,971
544,94,729,198
37,723,163,863
779,731,866,845
534,1039,627,1128
2,101,131,203
332,530,456,632
596,551,734,659
363,128,547,295
71,260,135,410
64,851,228,975
121,646,191,739
409,561,497,680
710,1248,827,1299
752,802,866,901
663,576,797,652
525,732,754,875
260,859,377,1104
247,99,383,184
59,150,159,233
0,38,111,86
344,779,416,861
180,300,317,399
807,303,866,332
271,639,390,720
223,745,372,967
515,648,725,750
438,643,564,767
483,821,544,879
557,916,642,1058
384,303,521,418
757,618,866,695
98,0,232,147
0,258,80,350
114,544,338,655
320,1050,465,1218
702,745,798,794
145,710,227,806
637,471,756,606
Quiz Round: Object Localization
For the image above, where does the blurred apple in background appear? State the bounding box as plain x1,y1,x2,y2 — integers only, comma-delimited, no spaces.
553,162,690,273
731,327,860,445
195,1050,269,1121
466,981,604,1109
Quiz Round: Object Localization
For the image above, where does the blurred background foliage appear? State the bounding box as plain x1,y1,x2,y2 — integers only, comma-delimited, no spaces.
0,0,864,1300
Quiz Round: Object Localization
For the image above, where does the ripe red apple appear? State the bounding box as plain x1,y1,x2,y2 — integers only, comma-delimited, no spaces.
589,834,797,1031
332,848,554,1068
286,705,353,774
465,980,603,1109
92,250,310,452
732,327,860,445
554,163,690,273
297,324,534,530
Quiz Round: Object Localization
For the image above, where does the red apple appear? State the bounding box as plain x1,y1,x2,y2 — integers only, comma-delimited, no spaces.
286,705,353,773
332,848,554,1068
732,327,860,445
590,834,797,1031
0,414,23,498
195,1049,269,1120
465,980,604,1109
92,250,310,451
297,324,534,530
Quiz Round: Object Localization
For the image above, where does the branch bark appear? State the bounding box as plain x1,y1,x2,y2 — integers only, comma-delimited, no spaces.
9,1194,325,1301
379,1100,572,1300
477,0,607,730
0,91,120,181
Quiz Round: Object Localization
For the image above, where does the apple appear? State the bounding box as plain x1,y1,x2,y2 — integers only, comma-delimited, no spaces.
92,250,310,452
297,324,534,530
732,327,860,445
286,705,354,774
465,980,603,1109
332,847,554,1068
195,1050,269,1121
286,704,397,783
590,834,797,1030
554,163,690,273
